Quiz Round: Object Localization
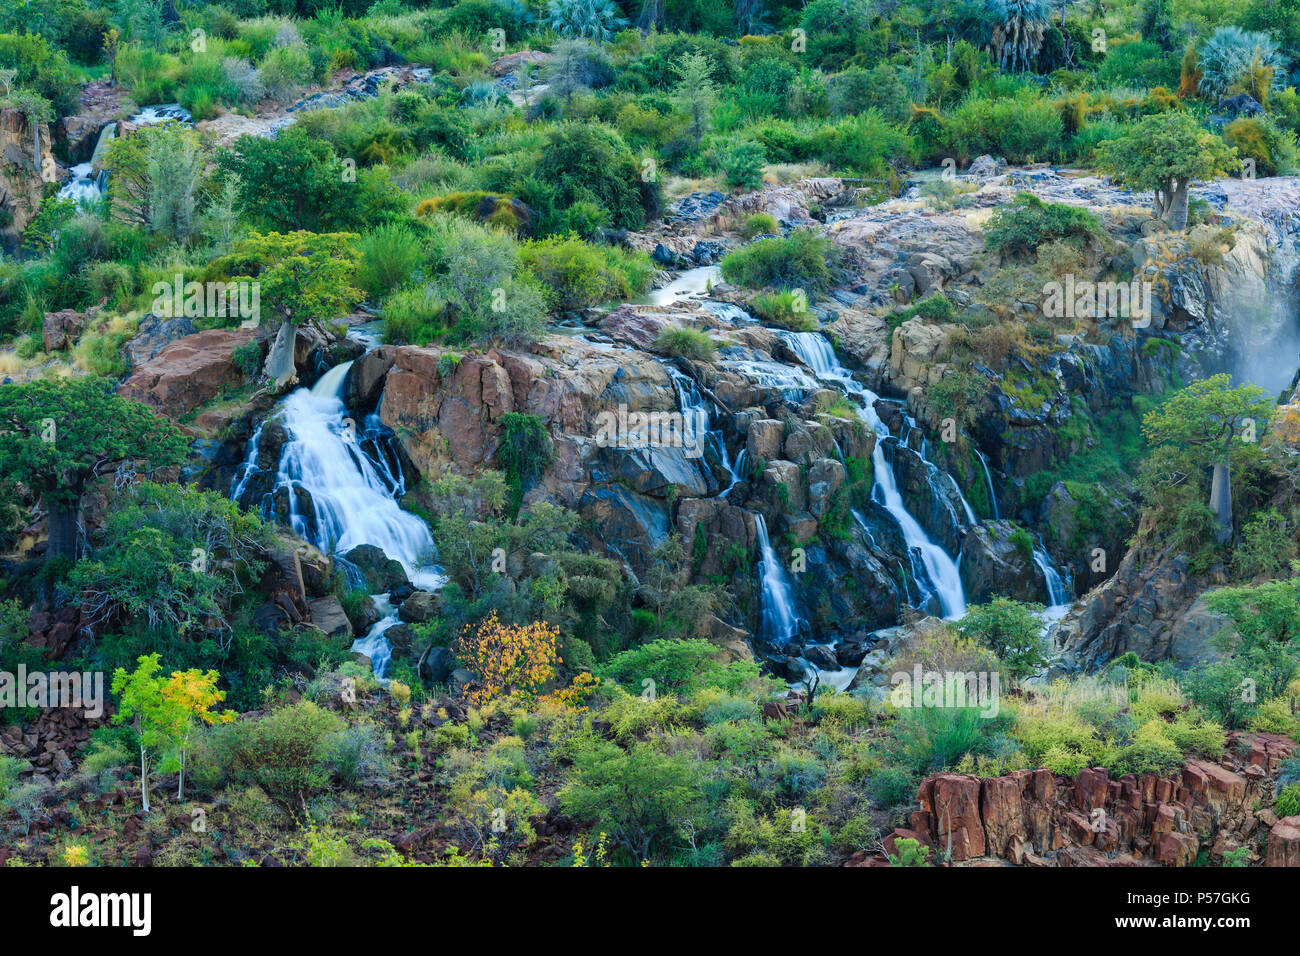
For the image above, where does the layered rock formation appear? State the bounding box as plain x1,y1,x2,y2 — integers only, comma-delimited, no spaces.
873,732,1297,866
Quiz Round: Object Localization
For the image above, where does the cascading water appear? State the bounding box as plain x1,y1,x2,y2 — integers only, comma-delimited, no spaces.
663,364,735,489
1032,531,1073,611
232,359,445,677
974,448,1000,520
754,513,802,646
777,330,967,618
259,362,440,583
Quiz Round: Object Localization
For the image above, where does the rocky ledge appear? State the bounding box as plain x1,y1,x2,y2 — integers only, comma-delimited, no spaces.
860,731,1298,866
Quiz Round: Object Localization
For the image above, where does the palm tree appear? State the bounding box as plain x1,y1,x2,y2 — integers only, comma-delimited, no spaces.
987,0,1050,73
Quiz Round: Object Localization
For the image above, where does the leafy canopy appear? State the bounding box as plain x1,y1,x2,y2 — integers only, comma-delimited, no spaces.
0,377,186,504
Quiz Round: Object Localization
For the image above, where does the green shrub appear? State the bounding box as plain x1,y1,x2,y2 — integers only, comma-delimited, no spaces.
739,212,778,238
712,137,767,190
751,290,816,330
214,701,345,819
984,193,1106,260
518,235,654,312
719,228,842,294
382,285,448,346
957,598,1048,680
653,325,716,360
1276,783,1300,817
944,92,1064,164
357,224,424,301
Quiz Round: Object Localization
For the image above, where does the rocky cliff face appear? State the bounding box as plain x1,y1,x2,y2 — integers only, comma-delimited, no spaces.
0,107,56,250
1053,532,1233,671
339,320,904,661
868,732,1298,867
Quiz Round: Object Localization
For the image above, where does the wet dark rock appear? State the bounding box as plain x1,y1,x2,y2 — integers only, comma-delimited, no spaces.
342,544,410,593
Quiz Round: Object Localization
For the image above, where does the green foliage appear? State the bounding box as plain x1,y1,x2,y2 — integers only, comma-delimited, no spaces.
956,597,1048,679
712,137,767,190
598,638,740,695
0,377,187,561
218,128,382,233
1231,508,1297,579
719,229,842,295
653,325,716,360
214,701,346,820
558,738,704,861
531,122,657,233
518,235,653,312
357,223,424,301
68,481,270,638
498,413,553,509
984,193,1106,260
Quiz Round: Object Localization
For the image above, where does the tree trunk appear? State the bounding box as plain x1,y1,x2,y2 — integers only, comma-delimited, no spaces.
1158,178,1190,231
177,750,185,801
140,747,151,813
45,497,81,565
1209,460,1232,544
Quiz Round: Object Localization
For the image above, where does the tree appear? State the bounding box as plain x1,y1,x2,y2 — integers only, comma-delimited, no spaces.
224,231,362,331
955,597,1047,679
674,53,716,152
103,122,198,229
0,378,187,566
110,653,169,813
146,124,202,240
67,481,270,638
158,667,234,800
547,0,628,40
454,612,561,705
217,128,355,233
987,0,1050,73
1142,374,1273,543
1096,112,1237,230
542,38,597,105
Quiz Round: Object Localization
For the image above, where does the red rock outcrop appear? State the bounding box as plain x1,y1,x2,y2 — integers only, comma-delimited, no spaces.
119,327,261,419
891,732,1298,866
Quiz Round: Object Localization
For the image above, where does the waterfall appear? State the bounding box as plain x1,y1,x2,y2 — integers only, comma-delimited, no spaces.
1032,535,1072,610
974,448,1000,520
778,331,967,618
755,513,802,646
57,163,104,205
264,362,440,583
232,359,445,678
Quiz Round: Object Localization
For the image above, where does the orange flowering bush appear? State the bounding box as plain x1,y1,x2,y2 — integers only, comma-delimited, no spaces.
544,671,600,712
455,613,561,705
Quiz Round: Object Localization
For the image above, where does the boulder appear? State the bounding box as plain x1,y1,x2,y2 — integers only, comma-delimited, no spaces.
419,645,455,684
890,318,949,388
308,596,353,640
118,327,262,419
746,419,785,462
1266,816,1300,867
342,545,410,594
489,50,552,77
958,520,1045,605
42,307,93,352
125,314,198,367
398,590,440,625
806,457,845,518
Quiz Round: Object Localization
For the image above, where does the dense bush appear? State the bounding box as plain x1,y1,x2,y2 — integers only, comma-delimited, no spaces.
719,229,843,294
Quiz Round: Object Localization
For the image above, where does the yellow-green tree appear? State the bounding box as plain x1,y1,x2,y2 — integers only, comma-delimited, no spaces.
110,654,168,813
159,667,234,801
